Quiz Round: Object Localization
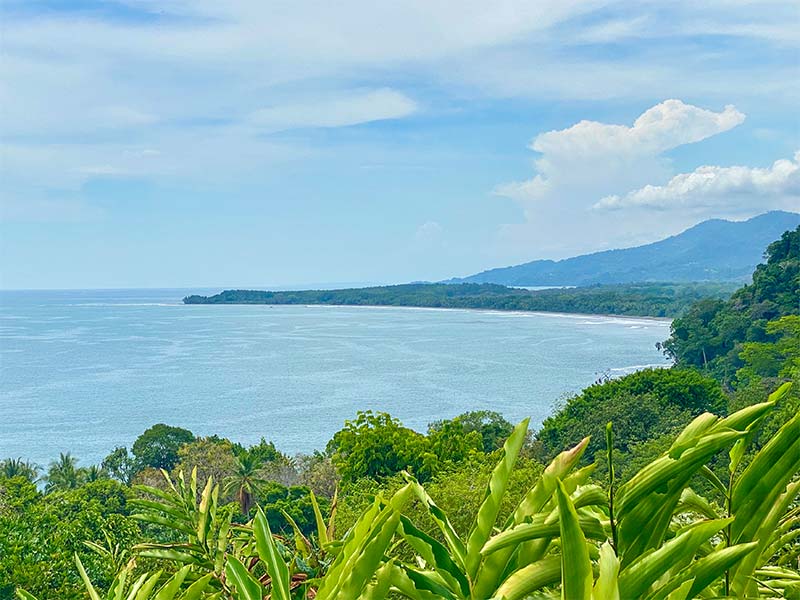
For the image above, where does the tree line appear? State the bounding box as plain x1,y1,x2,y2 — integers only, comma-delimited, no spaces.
184,281,739,318
2,226,799,598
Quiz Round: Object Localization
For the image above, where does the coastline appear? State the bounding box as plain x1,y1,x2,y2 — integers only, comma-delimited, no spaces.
184,300,674,324
4,289,673,466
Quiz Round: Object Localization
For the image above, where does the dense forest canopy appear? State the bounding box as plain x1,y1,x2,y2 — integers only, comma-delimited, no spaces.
184,281,738,318
2,227,799,598
661,225,800,385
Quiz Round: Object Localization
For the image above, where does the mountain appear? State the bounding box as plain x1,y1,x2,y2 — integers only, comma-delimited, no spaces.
450,211,800,286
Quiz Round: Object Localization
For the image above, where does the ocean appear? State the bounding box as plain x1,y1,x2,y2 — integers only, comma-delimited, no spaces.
0,288,671,467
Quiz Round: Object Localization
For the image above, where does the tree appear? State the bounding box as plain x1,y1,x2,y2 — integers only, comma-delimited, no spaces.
173,437,237,492
239,437,283,464
426,418,483,466
83,465,109,483
429,410,514,453
738,315,800,384
297,453,339,498
662,226,800,384
224,453,268,516
659,298,726,367
259,455,300,487
0,458,40,483
0,475,40,515
327,411,429,482
257,481,326,536
535,368,725,462
45,452,82,493
131,423,194,471
2,479,139,598
101,447,137,485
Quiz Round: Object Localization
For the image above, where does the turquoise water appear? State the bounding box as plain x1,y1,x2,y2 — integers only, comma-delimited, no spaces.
0,289,671,467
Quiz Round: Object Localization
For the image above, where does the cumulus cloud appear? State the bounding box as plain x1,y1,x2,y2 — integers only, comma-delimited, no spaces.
495,99,744,204
247,89,417,131
1,1,798,261
1,0,796,197
492,100,752,259
537,100,743,157
595,151,800,212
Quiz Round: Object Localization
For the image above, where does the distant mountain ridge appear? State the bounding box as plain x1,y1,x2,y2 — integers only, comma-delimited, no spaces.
450,211,800,286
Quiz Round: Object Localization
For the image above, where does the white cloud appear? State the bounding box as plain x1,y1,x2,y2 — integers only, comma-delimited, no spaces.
495,100,744,204
492,100,751,259
595,151,800,212
248,89,417,131
1,1,793,146
1,0,797,239
533,100,744,163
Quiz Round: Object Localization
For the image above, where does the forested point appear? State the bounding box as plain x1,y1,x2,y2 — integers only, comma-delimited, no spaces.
2,226,799,598
184,281,740,318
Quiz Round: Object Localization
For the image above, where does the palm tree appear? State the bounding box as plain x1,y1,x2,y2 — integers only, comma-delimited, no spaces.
1,457,40,483
83,464,108,483
45,452,81,493
224,453,267,516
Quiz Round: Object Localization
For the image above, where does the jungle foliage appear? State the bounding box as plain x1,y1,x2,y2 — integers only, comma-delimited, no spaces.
7,383,800,599
661,226,800,385
3,228,800,598
183,281,738,318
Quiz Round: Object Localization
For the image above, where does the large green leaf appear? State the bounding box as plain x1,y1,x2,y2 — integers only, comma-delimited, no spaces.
195,476,214,545
511,437,591,524
133,572,164,600
180,574,214,600
465,418,529,581
388,562,456,600
317,484,413,600
408,477,467,570
616,427,745,564
310,490,329,547
397,515,470,597
471,437,590,599
361,560,396,600
731,409,800,541
491,556,561,600
593,542,620,600
556,479,592,600
643,542,758,600
481,514,605,555
618,518,731,598
152,566,190,600
75,554,103,600
731,468,800,595
225,555,263,600
253,509,292,600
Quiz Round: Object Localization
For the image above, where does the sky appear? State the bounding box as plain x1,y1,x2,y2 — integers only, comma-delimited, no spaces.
1,0,799,290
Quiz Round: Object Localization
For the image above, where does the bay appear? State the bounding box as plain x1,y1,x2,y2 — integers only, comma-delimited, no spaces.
0,288,671,467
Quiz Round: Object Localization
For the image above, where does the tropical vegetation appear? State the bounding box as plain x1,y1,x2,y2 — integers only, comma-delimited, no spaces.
183,281,738,318
661,226,800,384
2,226,799,598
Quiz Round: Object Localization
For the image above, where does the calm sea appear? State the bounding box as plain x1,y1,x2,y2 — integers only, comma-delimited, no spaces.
0,288,671,467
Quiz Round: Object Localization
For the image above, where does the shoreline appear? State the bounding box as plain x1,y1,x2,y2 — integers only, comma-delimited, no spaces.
183,300,674,323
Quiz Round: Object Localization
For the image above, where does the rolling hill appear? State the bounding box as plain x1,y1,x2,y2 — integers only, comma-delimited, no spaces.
450,211,800,286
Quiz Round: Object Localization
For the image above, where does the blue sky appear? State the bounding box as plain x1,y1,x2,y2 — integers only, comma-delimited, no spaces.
1,0,798,289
